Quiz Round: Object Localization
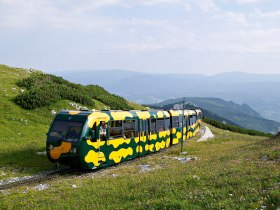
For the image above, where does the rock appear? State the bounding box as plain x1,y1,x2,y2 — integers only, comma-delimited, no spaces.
36,151,46,156
72,184,77,188
0,176,32,185
168,156,197,163
139,165,152,172
261,155,269,161
173,157,191,163
192,175,200,179
33,184,49,191
198,126,214,142
112,174,118,177
0,190,11,195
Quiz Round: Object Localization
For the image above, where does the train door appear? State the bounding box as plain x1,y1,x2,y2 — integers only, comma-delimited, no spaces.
96,120,108,165
138,119,149,156
147,119,153,153
183,115,187,141
186,115,190,139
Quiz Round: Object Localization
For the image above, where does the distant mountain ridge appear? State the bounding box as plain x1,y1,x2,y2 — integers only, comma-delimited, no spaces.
53,70,280,123
151,97,280,134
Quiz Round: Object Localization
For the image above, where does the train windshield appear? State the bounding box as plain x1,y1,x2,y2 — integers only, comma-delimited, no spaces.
48,121,84,142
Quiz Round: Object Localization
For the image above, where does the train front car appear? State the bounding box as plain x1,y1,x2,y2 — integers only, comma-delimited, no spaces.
46,110,90,166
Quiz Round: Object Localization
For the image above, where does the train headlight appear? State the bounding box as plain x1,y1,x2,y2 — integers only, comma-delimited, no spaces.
49,145,54,150
70,148,77,154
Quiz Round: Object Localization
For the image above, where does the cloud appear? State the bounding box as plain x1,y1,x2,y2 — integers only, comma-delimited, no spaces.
236,0,260,4
1,0,280,56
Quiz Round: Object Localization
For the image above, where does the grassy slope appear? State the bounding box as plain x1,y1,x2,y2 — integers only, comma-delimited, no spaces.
0,64,141,178
0,65,279,209
1,124,279,209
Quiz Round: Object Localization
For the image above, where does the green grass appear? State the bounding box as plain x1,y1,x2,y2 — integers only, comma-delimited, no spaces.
0,64,279,209
1,124,279,209
0,64,143,178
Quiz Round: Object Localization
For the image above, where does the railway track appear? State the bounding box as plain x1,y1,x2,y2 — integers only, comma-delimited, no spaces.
0,132,202,191
0,166,78,190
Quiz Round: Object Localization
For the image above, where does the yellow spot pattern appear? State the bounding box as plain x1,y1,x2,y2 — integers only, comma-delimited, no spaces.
108,138,131,148
86,139,105,149
156,111,164,118
176,131,182,139
135,111,150,120
138,133,146,143
173,138,179,144
85,150,106,166
109,148,133,163
145,144,154,152
150,134,157,140
183,127,187,140
155,141,165,151
69,111,81,115
110,111,134,120
159,130,170,138
136,145,143,153
166,138,170,147
87,112,110,128
50,142,72,160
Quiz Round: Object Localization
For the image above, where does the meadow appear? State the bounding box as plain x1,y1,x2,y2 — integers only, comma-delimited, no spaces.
0,123,279,209
0,65,279,209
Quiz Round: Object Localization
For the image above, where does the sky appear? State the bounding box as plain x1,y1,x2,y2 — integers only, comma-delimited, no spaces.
1,0,280,75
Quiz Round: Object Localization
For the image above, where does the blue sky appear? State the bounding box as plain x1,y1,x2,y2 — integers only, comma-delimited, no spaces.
1,0,280,75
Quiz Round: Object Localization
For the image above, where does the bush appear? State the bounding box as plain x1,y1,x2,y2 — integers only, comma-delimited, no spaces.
15,72,133,110
85,85,132,110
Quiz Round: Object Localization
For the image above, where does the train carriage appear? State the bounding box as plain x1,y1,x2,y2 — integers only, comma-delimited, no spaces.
46,109,202,169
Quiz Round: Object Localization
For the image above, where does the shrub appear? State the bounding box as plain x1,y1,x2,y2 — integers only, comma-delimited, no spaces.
15,72,133,110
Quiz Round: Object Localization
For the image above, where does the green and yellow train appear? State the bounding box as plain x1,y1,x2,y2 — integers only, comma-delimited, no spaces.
46,109,202,169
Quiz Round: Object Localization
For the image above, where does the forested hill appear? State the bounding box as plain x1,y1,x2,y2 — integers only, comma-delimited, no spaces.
0,64,144,111
151,97,280,134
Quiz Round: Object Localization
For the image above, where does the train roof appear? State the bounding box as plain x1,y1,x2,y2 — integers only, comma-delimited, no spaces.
57,109,200,121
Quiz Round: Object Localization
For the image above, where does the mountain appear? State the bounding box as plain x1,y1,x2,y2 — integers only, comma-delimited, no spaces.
53,70,280,122
151,97,280,134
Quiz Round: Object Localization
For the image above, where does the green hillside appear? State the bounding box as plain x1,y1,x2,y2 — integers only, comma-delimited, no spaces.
0,65,279,209
152,97,280,134
0,64,145,178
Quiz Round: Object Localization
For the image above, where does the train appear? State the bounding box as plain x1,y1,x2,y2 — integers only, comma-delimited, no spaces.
46,109,202,169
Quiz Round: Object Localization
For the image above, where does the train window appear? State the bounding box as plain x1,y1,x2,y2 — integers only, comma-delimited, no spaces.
109,120,123,139
164,118,170,130
190,116,194,125
172,116,179,128
179,115,183,127
49,121,83,142
123,120,136,138
157,118,165,132
66,122,83,140
124,120,135,131
150,118,157,134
